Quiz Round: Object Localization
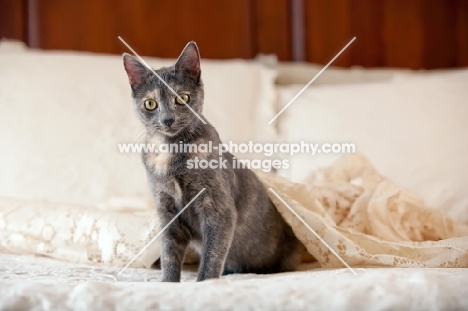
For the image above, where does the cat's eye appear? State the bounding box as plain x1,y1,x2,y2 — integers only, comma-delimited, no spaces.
144,99,158,111
175,93,190,105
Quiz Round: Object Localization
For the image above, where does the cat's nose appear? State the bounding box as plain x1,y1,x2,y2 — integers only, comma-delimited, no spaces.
162,118,175,127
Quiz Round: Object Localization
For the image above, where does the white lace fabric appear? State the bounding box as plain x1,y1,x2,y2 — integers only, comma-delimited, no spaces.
1,153,467,269
0,198,160,268
262,154,468,268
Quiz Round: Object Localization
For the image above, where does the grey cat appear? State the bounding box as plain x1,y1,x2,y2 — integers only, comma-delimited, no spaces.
122,42,303,282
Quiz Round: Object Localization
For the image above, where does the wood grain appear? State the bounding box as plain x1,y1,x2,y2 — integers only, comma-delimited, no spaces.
0,0,466,68
382,0,425,69
423,0,457,69
457,0,468,67
31,0,255,59
350,0,384,67
254,0,292,61
0,0,26,42
304,0,353,67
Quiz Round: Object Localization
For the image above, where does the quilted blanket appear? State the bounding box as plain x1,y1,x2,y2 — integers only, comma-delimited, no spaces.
1,154,467,269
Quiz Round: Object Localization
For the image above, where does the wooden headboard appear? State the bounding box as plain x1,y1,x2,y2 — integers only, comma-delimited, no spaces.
1,0,467,69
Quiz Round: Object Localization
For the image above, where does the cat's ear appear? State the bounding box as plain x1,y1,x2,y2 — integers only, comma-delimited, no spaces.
175,41,201,78
123,53,148,86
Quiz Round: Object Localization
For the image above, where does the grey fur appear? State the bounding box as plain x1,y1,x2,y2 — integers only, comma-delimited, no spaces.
123,42,303,282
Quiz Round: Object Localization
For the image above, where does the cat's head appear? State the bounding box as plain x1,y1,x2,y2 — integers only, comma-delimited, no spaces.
123,42,203,137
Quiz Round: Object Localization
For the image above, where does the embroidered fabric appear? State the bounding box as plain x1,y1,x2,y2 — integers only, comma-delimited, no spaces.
261,153,468,268
0,198,160,268
1,153,467,269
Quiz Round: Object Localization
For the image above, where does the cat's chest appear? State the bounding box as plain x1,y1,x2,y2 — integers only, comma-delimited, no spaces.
143,135,175,175
144,147,203,208
144,137,209,177
143,139,188,203
145,152,173,176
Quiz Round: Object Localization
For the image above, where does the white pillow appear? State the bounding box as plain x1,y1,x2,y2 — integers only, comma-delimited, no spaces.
0,44,277,206
275,62,409,85
274,60,457,86
276,72,468,223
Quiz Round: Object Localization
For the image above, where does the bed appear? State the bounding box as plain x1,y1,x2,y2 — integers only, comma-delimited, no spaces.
1,37,468,310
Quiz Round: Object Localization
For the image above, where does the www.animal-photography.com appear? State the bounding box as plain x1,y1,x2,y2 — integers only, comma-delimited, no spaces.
1,1,468,310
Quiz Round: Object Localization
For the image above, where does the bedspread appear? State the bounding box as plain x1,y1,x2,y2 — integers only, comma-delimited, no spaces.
1,253,468,311
0,154,467,270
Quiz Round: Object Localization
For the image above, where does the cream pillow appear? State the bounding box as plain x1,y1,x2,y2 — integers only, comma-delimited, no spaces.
276,72,468,223
274,60,455,86
0,43,277,206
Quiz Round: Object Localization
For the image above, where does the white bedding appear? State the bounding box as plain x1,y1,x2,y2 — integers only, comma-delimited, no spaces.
0,41,277,207
1,253,468,311
277,71,468,223
2,40,468,311
3,157,468,272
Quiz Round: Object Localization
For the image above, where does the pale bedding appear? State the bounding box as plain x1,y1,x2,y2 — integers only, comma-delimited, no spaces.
263,154,468,268
1,253,468,311
0,40,277,207
276,71,468,224
1,40,468,310
0,197,160,269
1,154,467,271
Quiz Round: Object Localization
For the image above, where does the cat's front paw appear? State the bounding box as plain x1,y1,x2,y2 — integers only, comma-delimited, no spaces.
196,271,221,282
161,272,181,282
196,276,218,282
161,276,180,282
